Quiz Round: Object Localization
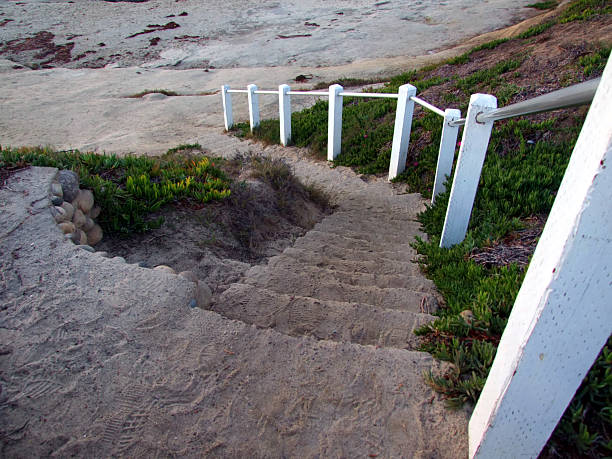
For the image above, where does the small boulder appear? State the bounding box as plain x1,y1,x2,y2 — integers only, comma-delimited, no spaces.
50,182,63,198
57,170,79,202
74,189,94,214
85,224,103,245
112,256,126,263
89,205,101,219
94,251,108,258
60,201,75,221
69,229,88,245
178,271,198,283
196,281,212,309
58,222,76,234
154,265,176,274
77,245,95,253
51,206,70,223
82,216,95,232
72,209,87,228
51,195,63,206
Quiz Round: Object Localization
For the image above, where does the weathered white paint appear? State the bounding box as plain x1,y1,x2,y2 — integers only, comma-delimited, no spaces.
327,84,343,161
469,58,612,459
221,85,233,131
279,84,291,146
247,83,260,131
439,93,497,247
432,108,461,203
388,84,417,180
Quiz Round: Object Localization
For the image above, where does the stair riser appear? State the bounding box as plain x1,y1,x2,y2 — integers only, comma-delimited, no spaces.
215,284,434,349
277,248,423,275
261,259,429,289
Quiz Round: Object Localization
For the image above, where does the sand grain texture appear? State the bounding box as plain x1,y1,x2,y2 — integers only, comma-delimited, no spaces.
0,166,469,457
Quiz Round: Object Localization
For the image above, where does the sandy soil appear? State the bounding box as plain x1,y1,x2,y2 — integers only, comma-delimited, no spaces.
0,162,469,457
0,0,537,70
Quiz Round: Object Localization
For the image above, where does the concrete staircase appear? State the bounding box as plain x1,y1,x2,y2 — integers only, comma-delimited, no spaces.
207,144,442,353
0,153,468,458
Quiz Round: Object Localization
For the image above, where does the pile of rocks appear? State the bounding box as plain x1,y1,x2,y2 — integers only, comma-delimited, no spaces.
50,170,103,248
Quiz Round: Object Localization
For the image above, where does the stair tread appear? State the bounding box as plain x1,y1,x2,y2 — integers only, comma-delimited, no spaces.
244,264,438,311
266,256,428,289
280,247,423,273
295,230,418,256
214,283,435,350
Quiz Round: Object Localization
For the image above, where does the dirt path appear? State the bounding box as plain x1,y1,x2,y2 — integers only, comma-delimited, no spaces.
1,162,469,457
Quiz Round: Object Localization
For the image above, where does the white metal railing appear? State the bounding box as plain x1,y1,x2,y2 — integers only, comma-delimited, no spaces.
220,59,610,459
221,83,457,189
439,77,601,248
221,76,600,249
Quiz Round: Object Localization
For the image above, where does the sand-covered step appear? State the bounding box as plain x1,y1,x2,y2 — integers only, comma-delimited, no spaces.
293,240,419,264
315,212,423,233
243,265,436,311
213,283,434,349
285,239,419,264
294,230,417,255
311,222,426,246
277,247,423,276
247,259,435,291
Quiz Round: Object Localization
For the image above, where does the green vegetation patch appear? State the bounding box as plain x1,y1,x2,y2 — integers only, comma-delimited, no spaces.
527,1,558,10
579,44,612,76
0,146,231,234
559,0,612,23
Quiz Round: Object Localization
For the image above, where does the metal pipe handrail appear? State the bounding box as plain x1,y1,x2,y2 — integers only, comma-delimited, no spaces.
286,91,329,96
410,96,446,117
449,78,600,127
254,90,279,95
340,91,399,99
227,89,249,94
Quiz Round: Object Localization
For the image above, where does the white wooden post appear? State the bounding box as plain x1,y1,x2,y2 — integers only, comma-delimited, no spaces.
432,108,461,203
247,84,260,132
279,84,291,146
327,84,343,161
388,84,417,180
439,94,497,247
221,85,233,131
469,59,612,459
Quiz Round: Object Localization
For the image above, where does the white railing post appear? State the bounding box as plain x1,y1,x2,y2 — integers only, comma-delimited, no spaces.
388,84,417,180
279,84,291,146
432,108,461,203
439,94,497,248
327,84,343,161
221,85,233,131
247,84,260,132
469,59,612,459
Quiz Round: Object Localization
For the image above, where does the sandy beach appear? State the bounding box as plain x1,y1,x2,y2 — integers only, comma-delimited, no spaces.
1,0,537,70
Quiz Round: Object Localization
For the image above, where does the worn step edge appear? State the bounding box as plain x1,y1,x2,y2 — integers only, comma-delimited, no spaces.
242,267,438,312
214,283,435,350
245,261,436,294
279,247,423,275
295,231,418,256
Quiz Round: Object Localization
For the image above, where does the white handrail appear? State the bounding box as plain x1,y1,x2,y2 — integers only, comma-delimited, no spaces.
220,83,453,182
411,96,446,117
286,91,329,96
449,78,600,127
341,92,399,99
